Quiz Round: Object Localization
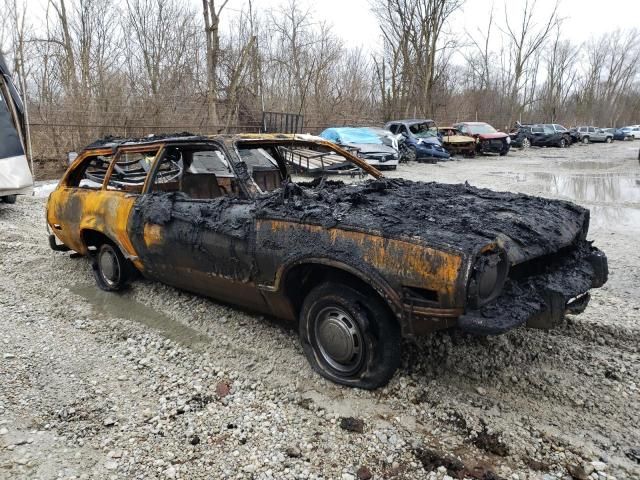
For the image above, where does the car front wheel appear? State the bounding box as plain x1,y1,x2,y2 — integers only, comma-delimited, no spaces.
559,138,567,148
605,137,612,143
522,138,531,149
299,283,401,389
92,242,134,291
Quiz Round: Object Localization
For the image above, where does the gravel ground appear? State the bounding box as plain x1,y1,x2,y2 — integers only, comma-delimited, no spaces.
1,141,639,480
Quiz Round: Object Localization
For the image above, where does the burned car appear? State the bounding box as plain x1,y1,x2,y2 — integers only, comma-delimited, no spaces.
437,126,476,156
47,134,608,389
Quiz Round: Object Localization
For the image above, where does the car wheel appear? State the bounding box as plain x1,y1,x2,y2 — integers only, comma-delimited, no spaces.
92,242,134,292
559,138,567,148
299,283,401,389
1,195,17,204
403,145,417,162
582,136,589,144
605,137,612,143
522,138,531,149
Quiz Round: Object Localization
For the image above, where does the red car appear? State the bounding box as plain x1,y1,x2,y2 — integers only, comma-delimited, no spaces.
453,122,511,156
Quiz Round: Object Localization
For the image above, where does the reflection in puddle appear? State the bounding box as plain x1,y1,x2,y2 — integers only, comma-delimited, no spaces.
589,206,640,232
70,285,210,348
560,161,621,170
530,172,640,203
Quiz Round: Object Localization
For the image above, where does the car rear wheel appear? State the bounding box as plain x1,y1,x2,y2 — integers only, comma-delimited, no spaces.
1,195,17,204
522,138,531,149
582,136,589,144
92,242,134,291
299,283,400,389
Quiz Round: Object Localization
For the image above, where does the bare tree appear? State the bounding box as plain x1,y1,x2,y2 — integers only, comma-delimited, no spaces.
202,0,229,126
502,0,560,124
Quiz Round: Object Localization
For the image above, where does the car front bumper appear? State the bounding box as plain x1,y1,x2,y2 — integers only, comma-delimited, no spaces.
457,246,608,335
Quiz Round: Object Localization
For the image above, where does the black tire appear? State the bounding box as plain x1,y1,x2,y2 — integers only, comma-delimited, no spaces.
559,137,567,148
1,195,17,204
299,283,401,389
582,136,589,144
605,137,612,143
92,242,134,291
521,138,531,149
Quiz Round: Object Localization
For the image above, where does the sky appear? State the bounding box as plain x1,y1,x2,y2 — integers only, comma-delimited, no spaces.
215,0,640,51
17,0,640,53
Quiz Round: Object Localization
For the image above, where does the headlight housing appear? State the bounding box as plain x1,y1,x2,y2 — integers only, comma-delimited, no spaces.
467,250,508,309
506,136,511,144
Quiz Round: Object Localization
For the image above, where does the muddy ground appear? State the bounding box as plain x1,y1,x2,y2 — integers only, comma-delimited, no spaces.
1,141,639,479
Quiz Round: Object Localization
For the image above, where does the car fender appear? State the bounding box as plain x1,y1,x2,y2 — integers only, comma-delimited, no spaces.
273,255,404,318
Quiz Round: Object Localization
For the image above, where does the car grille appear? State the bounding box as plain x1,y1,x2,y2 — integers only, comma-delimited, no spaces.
490,139,504,148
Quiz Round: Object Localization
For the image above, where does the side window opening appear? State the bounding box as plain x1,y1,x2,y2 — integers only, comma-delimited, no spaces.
237,146,284,193
106,150,159,192
67,154,114,189
149,145,238,199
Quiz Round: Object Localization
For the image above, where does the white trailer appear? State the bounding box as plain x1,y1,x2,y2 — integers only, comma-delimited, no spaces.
0,54,33,203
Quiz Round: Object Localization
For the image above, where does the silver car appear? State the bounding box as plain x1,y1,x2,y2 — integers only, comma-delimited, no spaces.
574,126,614,144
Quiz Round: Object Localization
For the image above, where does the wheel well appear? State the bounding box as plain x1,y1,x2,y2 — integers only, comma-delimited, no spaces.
282,263,397,321
81,229,114,253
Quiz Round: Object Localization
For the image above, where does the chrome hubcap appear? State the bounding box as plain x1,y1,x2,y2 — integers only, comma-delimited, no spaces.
315,307,363,373
99,249,120,286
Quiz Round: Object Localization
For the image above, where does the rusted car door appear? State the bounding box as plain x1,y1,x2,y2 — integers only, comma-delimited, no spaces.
128,144,268,311
47,146,156,263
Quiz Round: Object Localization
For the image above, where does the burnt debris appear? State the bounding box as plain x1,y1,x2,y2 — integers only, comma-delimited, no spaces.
255,178,589,261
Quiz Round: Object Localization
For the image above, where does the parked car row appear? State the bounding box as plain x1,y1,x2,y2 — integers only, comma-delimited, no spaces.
509,122,640,149
319,119,513,168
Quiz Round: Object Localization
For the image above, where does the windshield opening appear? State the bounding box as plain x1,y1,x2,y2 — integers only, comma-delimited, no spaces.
467,123,497,135
409,122,438,138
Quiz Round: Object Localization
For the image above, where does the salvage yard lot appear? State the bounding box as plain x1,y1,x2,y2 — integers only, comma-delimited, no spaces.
1,142,639,479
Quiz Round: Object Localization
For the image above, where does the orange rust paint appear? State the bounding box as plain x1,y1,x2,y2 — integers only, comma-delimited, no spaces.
143,223,163,248
263,219,463,298
47,187,143,270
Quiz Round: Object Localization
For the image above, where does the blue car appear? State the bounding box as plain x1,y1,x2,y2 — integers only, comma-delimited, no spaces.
319,127,399,170
613,127,634,141
384,119,451,162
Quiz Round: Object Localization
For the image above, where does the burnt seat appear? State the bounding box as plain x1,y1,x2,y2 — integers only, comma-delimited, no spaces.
180,172,222,199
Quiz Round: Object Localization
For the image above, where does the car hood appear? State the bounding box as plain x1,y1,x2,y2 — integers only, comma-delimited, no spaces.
345,142,397,155
440,134,475,144
255,178,588,264
475,132,508,140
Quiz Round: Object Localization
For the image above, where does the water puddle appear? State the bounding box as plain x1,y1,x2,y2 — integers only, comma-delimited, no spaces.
589,206,640,232
70,285,210,348
529,172,640,203
559,160,623,170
